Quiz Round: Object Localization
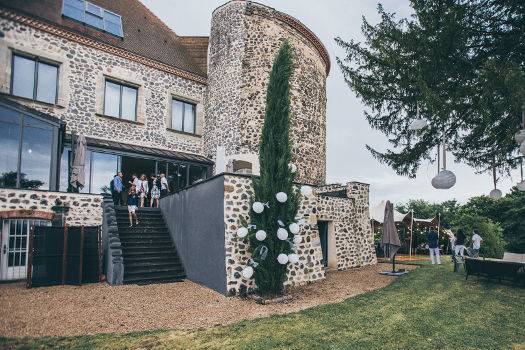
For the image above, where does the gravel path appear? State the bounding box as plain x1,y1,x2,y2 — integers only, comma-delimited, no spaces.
0,263,414,338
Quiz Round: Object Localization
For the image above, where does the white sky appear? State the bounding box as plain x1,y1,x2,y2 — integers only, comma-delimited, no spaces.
141,0,522,206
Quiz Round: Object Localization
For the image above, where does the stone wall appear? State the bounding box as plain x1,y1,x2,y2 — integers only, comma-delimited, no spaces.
205,1,328,185
0,18,206,155
223,174,375,295
0,189,103,226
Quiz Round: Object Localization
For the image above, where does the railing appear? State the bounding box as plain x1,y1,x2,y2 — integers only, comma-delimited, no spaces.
101,195,124,285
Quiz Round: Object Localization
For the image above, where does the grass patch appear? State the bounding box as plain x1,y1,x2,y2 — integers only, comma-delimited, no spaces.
1,263,524,350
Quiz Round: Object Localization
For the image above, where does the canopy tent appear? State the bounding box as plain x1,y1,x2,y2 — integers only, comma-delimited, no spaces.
369,201,409,224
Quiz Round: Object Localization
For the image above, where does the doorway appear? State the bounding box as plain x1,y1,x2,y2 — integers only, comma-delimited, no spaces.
318,221,328,267
120,155,156,190
1,219,51,281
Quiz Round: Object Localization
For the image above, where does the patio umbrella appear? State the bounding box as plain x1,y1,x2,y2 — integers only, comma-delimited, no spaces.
70,133,87,191
381,200,402,272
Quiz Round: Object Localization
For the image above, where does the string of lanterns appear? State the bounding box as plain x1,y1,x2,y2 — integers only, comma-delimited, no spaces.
236,174,314,280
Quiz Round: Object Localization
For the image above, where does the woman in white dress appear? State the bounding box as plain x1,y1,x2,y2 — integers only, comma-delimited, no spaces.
136,174,149,207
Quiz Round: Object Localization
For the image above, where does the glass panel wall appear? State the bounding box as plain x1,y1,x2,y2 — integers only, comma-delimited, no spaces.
189,164,207,185
0,107,21,188
89,152,118,195
0,104,58,190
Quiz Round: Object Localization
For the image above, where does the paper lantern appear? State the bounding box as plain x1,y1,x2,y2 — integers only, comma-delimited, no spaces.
277,254,289,265
277,228,288,240
517,180,525,191
431,170,456,189
515,130,525,145
293,235,302,244
276,192,288,203
288,253,299,264
255,230,267,241
289,222,300,234
489,189,502,199
236,227,248,238
252,201,264,213
300,185,313,197
242,266,254,279
409,119,427,131
520,141,525,156
288,163,297,173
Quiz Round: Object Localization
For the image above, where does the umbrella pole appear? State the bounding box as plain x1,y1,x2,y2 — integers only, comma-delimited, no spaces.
392,252,396,272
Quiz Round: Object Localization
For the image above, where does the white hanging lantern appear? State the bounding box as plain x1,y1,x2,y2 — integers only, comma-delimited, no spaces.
431,170,456,189
252,202,264,213
515,130,525,145
300,185,313,197
289,222,300,234
255,230,267,241
276,192,288,203
241,266,254,279
288,253,299,264
520,141,525,156
489,189,502,199
293,235,302,245
517,181,525,191
288,163,297,173
236,227,248,238
277,228,288,240
409,119,427,131
277,253,289,265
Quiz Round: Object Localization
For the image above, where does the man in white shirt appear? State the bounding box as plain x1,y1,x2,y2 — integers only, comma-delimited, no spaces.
471,230,483,258
160,173,169,197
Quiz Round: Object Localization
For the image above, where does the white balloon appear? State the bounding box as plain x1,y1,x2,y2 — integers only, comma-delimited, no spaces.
431,170,456,189
277,253,289,265
288,253,299,264
277,228,288,240
288,163,297,173
520,141,525,156
409,119,428,131
236,227,248,238
252,202,264,213
300,185,313,197
293,235,302,245
289,222,300,234
515,129,525,145
242,266,254,279
276,192,288,203
255,230,267,241
489,189,502,199
517,180,525,192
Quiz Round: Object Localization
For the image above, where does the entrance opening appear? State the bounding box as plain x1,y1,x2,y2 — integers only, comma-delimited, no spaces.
120,155,156,188
318,221,328,267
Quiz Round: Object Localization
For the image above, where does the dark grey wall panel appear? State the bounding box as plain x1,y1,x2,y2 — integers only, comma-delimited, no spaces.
160,176,226,294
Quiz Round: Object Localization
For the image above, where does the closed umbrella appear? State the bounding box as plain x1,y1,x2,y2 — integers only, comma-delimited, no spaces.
380,201,402,273
70,133,87,191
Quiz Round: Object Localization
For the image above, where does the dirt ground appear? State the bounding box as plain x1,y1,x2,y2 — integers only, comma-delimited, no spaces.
0,263,414,338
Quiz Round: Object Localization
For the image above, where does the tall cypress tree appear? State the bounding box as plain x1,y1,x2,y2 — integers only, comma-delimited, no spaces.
243,41,300,296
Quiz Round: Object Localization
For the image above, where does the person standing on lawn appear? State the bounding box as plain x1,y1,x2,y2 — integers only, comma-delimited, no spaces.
454,228,466,257
127,185,139,227
471,230,483,257
427,227,441,265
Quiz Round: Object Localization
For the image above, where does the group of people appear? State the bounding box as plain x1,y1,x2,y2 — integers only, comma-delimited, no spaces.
426,227,483,265
110,172,170,227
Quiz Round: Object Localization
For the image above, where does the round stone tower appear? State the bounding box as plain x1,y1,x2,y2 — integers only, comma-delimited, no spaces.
204,0,329,185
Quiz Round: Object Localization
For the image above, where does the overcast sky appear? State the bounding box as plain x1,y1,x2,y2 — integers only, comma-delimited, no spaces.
141,0,522,207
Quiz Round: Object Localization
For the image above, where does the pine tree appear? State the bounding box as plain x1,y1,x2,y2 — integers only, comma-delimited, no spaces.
242,41,300,296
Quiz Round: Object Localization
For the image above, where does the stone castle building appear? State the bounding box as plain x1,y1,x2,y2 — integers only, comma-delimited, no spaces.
0,0,376,293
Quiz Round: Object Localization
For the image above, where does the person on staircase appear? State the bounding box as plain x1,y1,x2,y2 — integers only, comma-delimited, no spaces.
150,174,161,208
137,174,149,207
127,185,139,227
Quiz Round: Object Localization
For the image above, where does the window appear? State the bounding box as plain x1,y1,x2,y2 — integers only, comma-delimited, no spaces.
170,99,196,134
62,0,123,37
0,104,59,190
11,54,58,104
189,164,207,185
104,80,137,121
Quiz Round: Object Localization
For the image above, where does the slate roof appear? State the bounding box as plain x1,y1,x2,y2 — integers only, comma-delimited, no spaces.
0,0,208,78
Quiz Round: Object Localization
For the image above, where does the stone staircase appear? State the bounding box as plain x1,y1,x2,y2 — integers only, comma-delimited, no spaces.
115,206,186,284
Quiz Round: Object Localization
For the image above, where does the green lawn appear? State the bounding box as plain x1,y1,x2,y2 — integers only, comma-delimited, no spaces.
1,263,524,350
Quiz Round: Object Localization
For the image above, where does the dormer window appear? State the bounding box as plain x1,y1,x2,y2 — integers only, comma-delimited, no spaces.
62,0,123,37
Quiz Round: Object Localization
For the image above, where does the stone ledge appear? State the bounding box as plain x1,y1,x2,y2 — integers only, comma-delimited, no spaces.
0,209,54,220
